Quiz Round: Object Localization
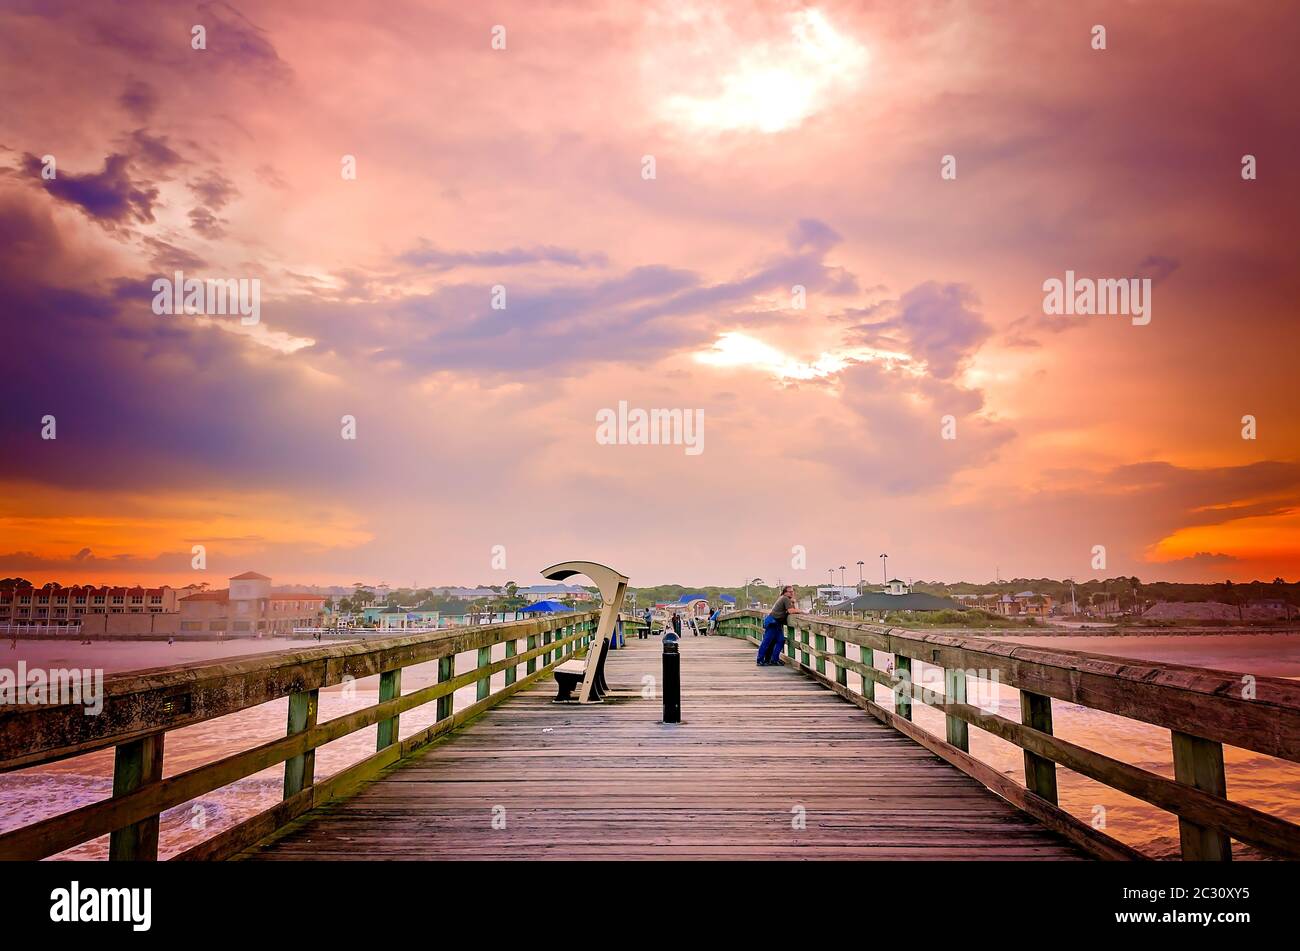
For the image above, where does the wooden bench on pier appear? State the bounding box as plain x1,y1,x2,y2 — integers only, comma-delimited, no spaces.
542,560,629,704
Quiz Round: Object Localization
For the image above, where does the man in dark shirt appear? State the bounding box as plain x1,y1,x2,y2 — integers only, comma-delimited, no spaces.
758,585,797,666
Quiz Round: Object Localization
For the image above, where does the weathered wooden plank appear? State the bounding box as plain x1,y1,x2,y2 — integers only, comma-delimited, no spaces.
726,611,1300,762
1172,731,1232,861
283,688,318,799
894,655,913,721
108,733,164,861
944,667,968,752
377,669,402,750
243,637,1087,861
1021,691,1058,805
0,610,602,768
476,646,492,702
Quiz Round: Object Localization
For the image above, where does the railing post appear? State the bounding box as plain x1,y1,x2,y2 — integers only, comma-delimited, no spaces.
108,733,165,860
1020,690,1057,803
860,645,874,702
894,655,912,721
526,634,537,674
284,688,319,797
504,638,517,686
835,638,848,687
436,655,454,721
377,669,402,749
1172,730,1232,860
542,629,552,665
476,646,492,701
944,668,969,752
814,629,827,675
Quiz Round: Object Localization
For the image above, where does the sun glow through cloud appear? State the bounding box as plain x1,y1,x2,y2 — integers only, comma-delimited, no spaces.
662,9,868,134
695,332,916,381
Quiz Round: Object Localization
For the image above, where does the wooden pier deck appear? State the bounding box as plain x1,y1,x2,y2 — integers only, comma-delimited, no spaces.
240,635,1087,860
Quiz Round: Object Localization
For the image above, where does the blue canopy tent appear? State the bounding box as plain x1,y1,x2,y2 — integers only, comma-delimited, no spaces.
719,594,736,604
519,600,574,613
677,593,709,603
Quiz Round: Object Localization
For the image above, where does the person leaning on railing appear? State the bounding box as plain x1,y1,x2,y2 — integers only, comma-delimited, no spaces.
757,585,797,666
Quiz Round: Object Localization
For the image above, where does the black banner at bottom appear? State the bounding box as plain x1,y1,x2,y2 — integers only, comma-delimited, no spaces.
0,859,1287,939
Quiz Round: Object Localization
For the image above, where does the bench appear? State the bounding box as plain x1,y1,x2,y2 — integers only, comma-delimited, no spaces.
553,627,612,703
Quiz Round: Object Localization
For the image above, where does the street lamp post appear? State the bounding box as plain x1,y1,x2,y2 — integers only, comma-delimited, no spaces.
856,560,864,589
880,554,888,585
839,565,846,587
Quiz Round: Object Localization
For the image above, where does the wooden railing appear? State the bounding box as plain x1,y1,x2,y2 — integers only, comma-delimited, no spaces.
0,610,643,861
717,609,1300,861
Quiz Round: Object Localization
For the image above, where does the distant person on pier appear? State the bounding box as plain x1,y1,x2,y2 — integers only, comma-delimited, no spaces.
757,585,797,666
707,605,720,634
671,612,682,638
642,607,652,638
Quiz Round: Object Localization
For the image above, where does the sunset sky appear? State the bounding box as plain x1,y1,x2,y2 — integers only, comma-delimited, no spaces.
1,0,1297,588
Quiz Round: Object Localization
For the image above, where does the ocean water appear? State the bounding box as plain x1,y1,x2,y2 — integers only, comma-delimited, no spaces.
2,634,1297,860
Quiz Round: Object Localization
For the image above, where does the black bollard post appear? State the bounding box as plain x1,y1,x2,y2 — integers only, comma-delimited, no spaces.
662,632,681,723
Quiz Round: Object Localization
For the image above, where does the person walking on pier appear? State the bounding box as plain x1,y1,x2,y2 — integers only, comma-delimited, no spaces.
642,607,652,638
671,612,682,638
757,585,797,666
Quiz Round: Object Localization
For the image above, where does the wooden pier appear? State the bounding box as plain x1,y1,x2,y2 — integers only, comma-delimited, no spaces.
242,636,1084,860
2,607,1299,861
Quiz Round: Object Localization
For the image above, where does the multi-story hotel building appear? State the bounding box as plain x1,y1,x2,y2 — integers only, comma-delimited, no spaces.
2,571,324,637
0,582,188,624
178,571,326,636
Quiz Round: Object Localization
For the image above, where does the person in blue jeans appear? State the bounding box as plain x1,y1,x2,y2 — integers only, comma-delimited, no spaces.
757,585,797,666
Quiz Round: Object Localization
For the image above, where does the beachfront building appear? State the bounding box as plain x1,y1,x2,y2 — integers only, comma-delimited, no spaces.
178,571,326,637
816,584,859,604
0,580,193,626
377,607,440,630
518,583,593,602
951,591,1055,617
832,578,962,615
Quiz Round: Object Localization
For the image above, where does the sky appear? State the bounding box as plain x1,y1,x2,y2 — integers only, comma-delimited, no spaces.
1,0,1298,589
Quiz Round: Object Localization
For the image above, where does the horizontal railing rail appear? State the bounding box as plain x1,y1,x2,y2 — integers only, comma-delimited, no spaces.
0,610,646,861
717,609,1300,861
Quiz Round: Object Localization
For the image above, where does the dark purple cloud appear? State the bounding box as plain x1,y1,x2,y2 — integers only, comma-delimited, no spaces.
22,152,156,228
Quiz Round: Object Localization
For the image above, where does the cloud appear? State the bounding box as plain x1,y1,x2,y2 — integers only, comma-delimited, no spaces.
398,242,608,271
143,235,206,269
119,79,158,121
23,152,157,229
188,170,238,210
188,205,226,239
807,359,1015,493
788,218,841,253
845,282,992,380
